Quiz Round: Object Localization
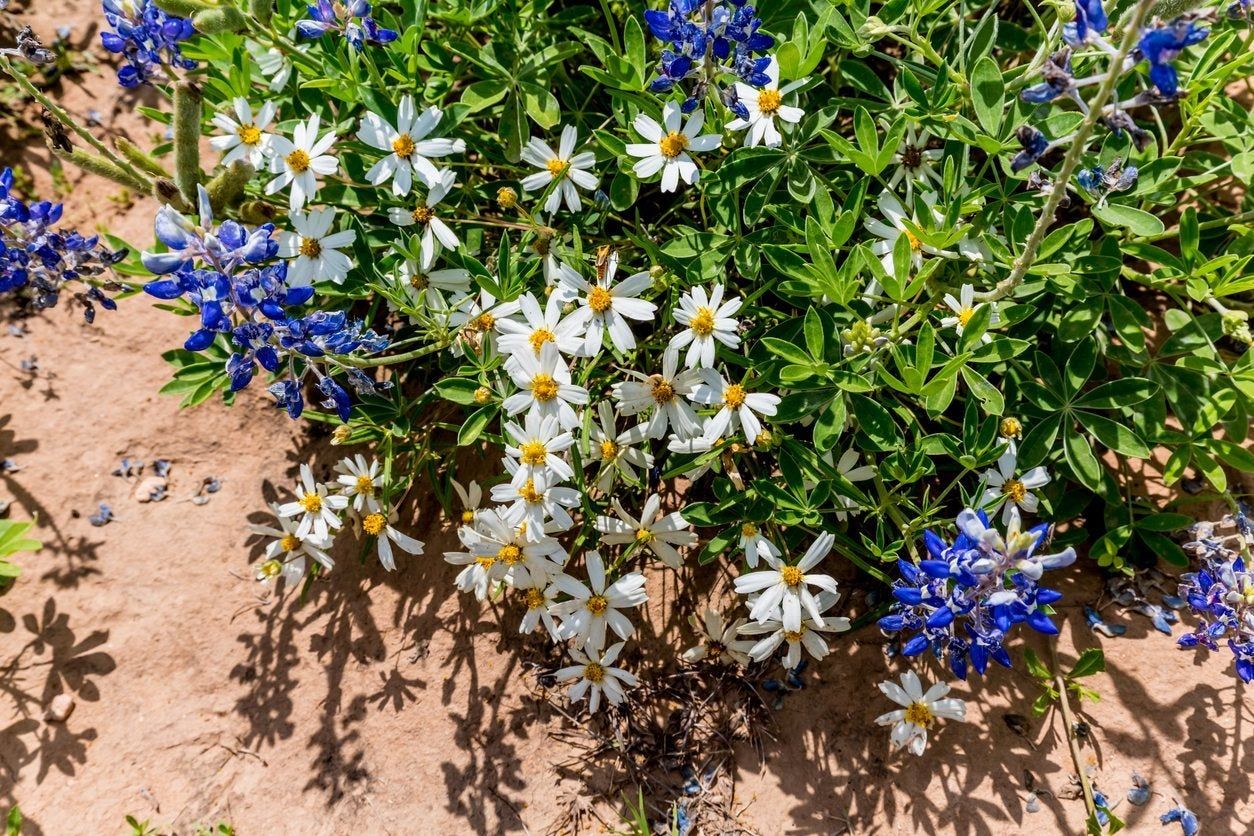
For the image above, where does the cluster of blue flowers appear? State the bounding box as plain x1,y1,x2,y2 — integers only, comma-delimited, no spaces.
1177,511,1254,683
878,508,1076,680
643,0,773,114
99,0,196,89
141,188,388,420
297,1,399,51
0,168,124,320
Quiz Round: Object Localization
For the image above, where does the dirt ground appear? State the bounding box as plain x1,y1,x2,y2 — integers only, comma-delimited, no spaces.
2,3,1253,835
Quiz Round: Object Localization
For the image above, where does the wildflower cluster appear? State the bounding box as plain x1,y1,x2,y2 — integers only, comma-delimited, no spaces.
0,168,124,320
879,509,1076,680
1177,512,1254,682
99,0,196,88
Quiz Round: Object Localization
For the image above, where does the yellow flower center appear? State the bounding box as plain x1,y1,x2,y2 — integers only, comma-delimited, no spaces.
497,544,522,565
392,133,415,159
723,383,747,409
1000,417,1023,439
355,475,375,495
1002,479,1027,503
741,522,758,538
905,702,935,727
757,89,782,115
519,479,543,504
584,662,605,683
259,559,283,578
650,378,675,404
362,513,386,536
409,272,429,290
237,123,262,146
783,628,806,642
546,158,569,176
904,229,923,251
473,386,492,404
299,237,322,258
280,534,301,553
299,492,322,513
528,328,555,353
285,149,310,173
476,555,495,569
957,307,974,327
658,131,689,159
635,528,653,543
530,373,559,402
411,206,434,224
600,440,618,461
471,312,495,332
519,440,548,466
586,594,609,615
689,307,715,337
587,285,613,314
780,565,804,587
525,587,546,609
461,509,476,525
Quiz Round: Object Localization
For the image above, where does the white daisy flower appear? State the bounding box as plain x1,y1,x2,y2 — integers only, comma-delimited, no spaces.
503,411,575,492
358,96,465,196
266,114,339,211
277,463,348,542
246,41,294,92
595,494,697,570
520,124,599,214
737,591,850,669
940,283,999,338
557,251,656,355
359,510,424,572
550,550,648,652
467,507,567,590
496,291,584,362
726,57,805,149
691,370,780,446
391,257,472,314
669,283,742,369
888,125,944,201
876,670,967,756
611,347,702,440
491,458,581,534
333,453,382,513
249,503,335,583
832,448,874,522
445,527,496,601
586,401,653,492
683,609,756,666
738,522,781,568
626,101,721,192
209,98,277,168
734,531,840,631
386,168,461,270
518,584,561,640
979,448,1050,523
449,289,522,356
277,207,357,286
450,479,483,527
555,641,639,714
502,340,589,431
864,190,956,281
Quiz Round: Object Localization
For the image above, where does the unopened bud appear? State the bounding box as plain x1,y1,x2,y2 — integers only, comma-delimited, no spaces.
496,186,518,209
473,386,492,405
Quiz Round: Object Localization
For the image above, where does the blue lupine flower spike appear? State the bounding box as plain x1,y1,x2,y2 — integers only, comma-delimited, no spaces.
100,0,196,88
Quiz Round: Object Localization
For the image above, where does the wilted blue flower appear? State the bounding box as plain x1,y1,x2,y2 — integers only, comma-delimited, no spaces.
141,186,387,421
1160,805,1200,836
1076,158,1139,205
1,167,125,319
1011,126,1050,173
1021,50,1076,105
1138,17,1209,97
643,0,773,113
878,507,1075,679
1177,516,1254,682
99,0,196,88
297,0,399,51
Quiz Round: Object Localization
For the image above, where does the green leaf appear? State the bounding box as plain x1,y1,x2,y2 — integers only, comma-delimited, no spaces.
803,306,825,359
1023,648,1050,681
457,405,495,446
1076,411,1151,458
1074,378,1158,410
434,378,485,405
761,336,814,365
970,56,1004,137
1092,203,1165,237
1064,424,1103,491
850,394,900,449
1136,512,1194,532
1069,647,1105,679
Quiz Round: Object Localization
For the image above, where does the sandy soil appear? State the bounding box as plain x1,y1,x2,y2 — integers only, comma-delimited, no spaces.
2,4,1253,835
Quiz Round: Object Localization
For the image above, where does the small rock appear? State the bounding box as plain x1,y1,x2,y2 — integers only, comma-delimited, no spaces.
45,693,75,723
133,476,168,503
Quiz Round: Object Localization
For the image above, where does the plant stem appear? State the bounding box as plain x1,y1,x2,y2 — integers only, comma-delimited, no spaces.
1142,208,1254,243
1049,638,1098,823
976,0,1155,303
336,339,451,368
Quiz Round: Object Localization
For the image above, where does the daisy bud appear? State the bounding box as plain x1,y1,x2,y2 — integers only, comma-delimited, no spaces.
151,178,191,211
755,429,774,449
331,425,352,445
172,81,203,204
496,186,518,209
999,417,1023,439
473,386,493,405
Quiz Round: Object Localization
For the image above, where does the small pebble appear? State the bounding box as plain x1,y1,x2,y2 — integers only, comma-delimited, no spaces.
44,693,75,723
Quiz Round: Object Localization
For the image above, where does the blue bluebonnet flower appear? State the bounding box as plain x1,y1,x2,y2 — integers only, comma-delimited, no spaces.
643,0,773,113
1177,515,1254,682
1160,805,1200,836
99,0,196,88
878,507,1075,680
1138,17,1209,98
1011,126,1050,173
297,1,399,52
141,187,388,421
1,168,125,319
1065,0,1108,45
